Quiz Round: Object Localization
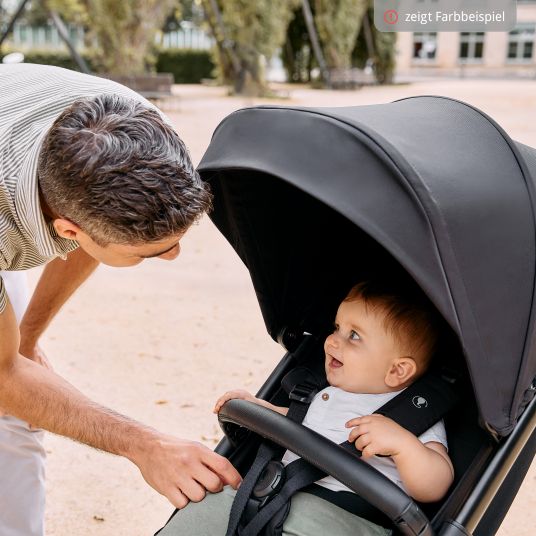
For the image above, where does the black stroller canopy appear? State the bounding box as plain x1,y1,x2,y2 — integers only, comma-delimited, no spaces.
199,96,536,437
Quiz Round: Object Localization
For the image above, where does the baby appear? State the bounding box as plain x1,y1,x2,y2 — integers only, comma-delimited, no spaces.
159,281,454,536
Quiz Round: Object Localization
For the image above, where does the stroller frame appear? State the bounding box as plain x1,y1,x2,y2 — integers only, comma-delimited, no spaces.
160,96,536,535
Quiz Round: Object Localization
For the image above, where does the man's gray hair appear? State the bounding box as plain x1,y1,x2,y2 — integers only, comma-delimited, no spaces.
38,94,212,245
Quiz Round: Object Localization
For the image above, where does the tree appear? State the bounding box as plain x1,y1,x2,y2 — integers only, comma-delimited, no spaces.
282,6,311,83
0,0,86,58
202,0,299,95
352,5,396,84
314,0,368,70
81,0,176,75
284,0,397,85
23,0,86,26
0,1,14,25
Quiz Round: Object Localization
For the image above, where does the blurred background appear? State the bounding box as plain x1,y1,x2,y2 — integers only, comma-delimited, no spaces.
1,1,535,94
0,1,535,536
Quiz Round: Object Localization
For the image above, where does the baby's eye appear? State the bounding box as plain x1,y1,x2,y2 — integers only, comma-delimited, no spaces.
349,330,361,341
332,322,339,332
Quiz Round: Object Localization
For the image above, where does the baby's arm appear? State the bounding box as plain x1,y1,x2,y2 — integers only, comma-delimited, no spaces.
346,414,454,503
214,389,288,416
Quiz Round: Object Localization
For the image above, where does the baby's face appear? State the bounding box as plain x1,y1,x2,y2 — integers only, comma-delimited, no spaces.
324,298,403,394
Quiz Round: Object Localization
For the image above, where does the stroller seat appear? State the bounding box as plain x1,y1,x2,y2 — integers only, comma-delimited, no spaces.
217,337,495,535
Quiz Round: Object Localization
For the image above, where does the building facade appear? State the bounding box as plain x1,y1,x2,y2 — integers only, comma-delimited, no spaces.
395,1,536,78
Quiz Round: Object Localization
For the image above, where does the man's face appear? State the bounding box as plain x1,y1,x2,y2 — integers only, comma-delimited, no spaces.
76,231,184,267
324,298,403,394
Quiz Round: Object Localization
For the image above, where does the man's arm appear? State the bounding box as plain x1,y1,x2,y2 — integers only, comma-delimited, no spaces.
0,300,241,507
19,247,99,360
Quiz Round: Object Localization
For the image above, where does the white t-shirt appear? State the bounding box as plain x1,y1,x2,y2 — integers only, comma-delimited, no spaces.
281,386,448,494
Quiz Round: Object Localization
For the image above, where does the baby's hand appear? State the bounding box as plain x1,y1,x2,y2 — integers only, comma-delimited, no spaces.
213,389,257,414
346,414,416,459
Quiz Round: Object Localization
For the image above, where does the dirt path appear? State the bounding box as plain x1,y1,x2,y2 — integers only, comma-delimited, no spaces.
39,80,535,535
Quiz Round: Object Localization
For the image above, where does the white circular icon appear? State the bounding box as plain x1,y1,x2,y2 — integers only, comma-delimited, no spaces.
412,396,428,409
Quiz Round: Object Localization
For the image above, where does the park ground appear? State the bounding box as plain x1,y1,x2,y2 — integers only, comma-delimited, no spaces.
33,79,536,535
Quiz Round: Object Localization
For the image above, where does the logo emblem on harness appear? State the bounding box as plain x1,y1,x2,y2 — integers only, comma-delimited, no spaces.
412,396,428,408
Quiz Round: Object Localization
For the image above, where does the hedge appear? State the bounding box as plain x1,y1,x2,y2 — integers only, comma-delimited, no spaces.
156,48,214,83
2,48,214,84
3,49,95,71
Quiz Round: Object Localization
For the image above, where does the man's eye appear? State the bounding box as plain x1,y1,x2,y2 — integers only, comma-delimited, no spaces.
349,330,361,341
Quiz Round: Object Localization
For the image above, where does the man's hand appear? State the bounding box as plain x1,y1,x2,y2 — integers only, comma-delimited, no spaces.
346,414,417,458
19,342,53,371
129,434,242,509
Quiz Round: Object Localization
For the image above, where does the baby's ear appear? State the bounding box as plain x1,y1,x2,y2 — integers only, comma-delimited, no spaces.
385,357,418,388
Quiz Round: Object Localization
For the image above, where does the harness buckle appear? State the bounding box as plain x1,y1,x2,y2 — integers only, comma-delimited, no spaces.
288,382,317,404
253,461,286,507
243,460,287,524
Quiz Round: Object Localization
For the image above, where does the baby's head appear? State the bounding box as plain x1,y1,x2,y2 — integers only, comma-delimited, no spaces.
324,280,441,394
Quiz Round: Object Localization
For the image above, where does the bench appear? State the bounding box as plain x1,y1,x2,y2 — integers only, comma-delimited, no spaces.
328,68,375,89
101,73,174,101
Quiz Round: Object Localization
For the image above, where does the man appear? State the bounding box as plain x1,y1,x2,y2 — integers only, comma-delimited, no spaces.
0,64,241,536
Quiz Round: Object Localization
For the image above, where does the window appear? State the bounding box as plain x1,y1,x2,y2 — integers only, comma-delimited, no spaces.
459,32,485,62
507,24,535,62
413,32,438,61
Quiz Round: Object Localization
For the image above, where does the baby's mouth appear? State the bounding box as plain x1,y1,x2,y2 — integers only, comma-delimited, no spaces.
328,356,343,368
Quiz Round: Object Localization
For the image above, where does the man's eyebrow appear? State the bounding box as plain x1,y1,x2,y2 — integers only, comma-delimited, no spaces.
139,242,179,259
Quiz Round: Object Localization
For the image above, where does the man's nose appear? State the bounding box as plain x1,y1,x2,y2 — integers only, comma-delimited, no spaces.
158,243,181,261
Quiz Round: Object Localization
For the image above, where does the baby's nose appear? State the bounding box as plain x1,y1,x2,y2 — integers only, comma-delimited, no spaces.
325,332,340,350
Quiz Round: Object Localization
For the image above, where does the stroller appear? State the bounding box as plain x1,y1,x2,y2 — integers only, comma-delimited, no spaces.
159,96,536,535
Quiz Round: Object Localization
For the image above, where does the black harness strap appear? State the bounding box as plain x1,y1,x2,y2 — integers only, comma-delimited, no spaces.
225,370,322,536
226,442,280,536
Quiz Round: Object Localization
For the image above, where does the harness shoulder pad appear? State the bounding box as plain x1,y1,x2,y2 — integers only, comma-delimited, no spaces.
375,370,461,437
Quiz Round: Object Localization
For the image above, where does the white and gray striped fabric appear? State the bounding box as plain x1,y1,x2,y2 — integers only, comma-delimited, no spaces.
0,64,153,313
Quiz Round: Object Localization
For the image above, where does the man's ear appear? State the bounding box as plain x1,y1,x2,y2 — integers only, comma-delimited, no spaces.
385,357,418,388
53,218,82,240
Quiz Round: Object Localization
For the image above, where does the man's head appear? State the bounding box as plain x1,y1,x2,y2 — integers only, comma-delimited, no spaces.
324,280,441,394
38,94,212,266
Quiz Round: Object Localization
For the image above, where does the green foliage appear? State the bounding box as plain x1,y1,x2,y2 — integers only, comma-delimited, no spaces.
46,0,87,22
22,0,87,26
81,0,176,75
163,0,199,31
3,47,214,83
2,47,95,70
284,1,397,85
156,48,214,83
314,0,368,69
202,0,299,95
282,6,313,83
220,0,298,59
371,30,396,84
352,7,396,84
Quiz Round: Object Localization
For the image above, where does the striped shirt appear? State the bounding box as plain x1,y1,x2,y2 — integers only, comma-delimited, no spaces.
0,64,154,313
